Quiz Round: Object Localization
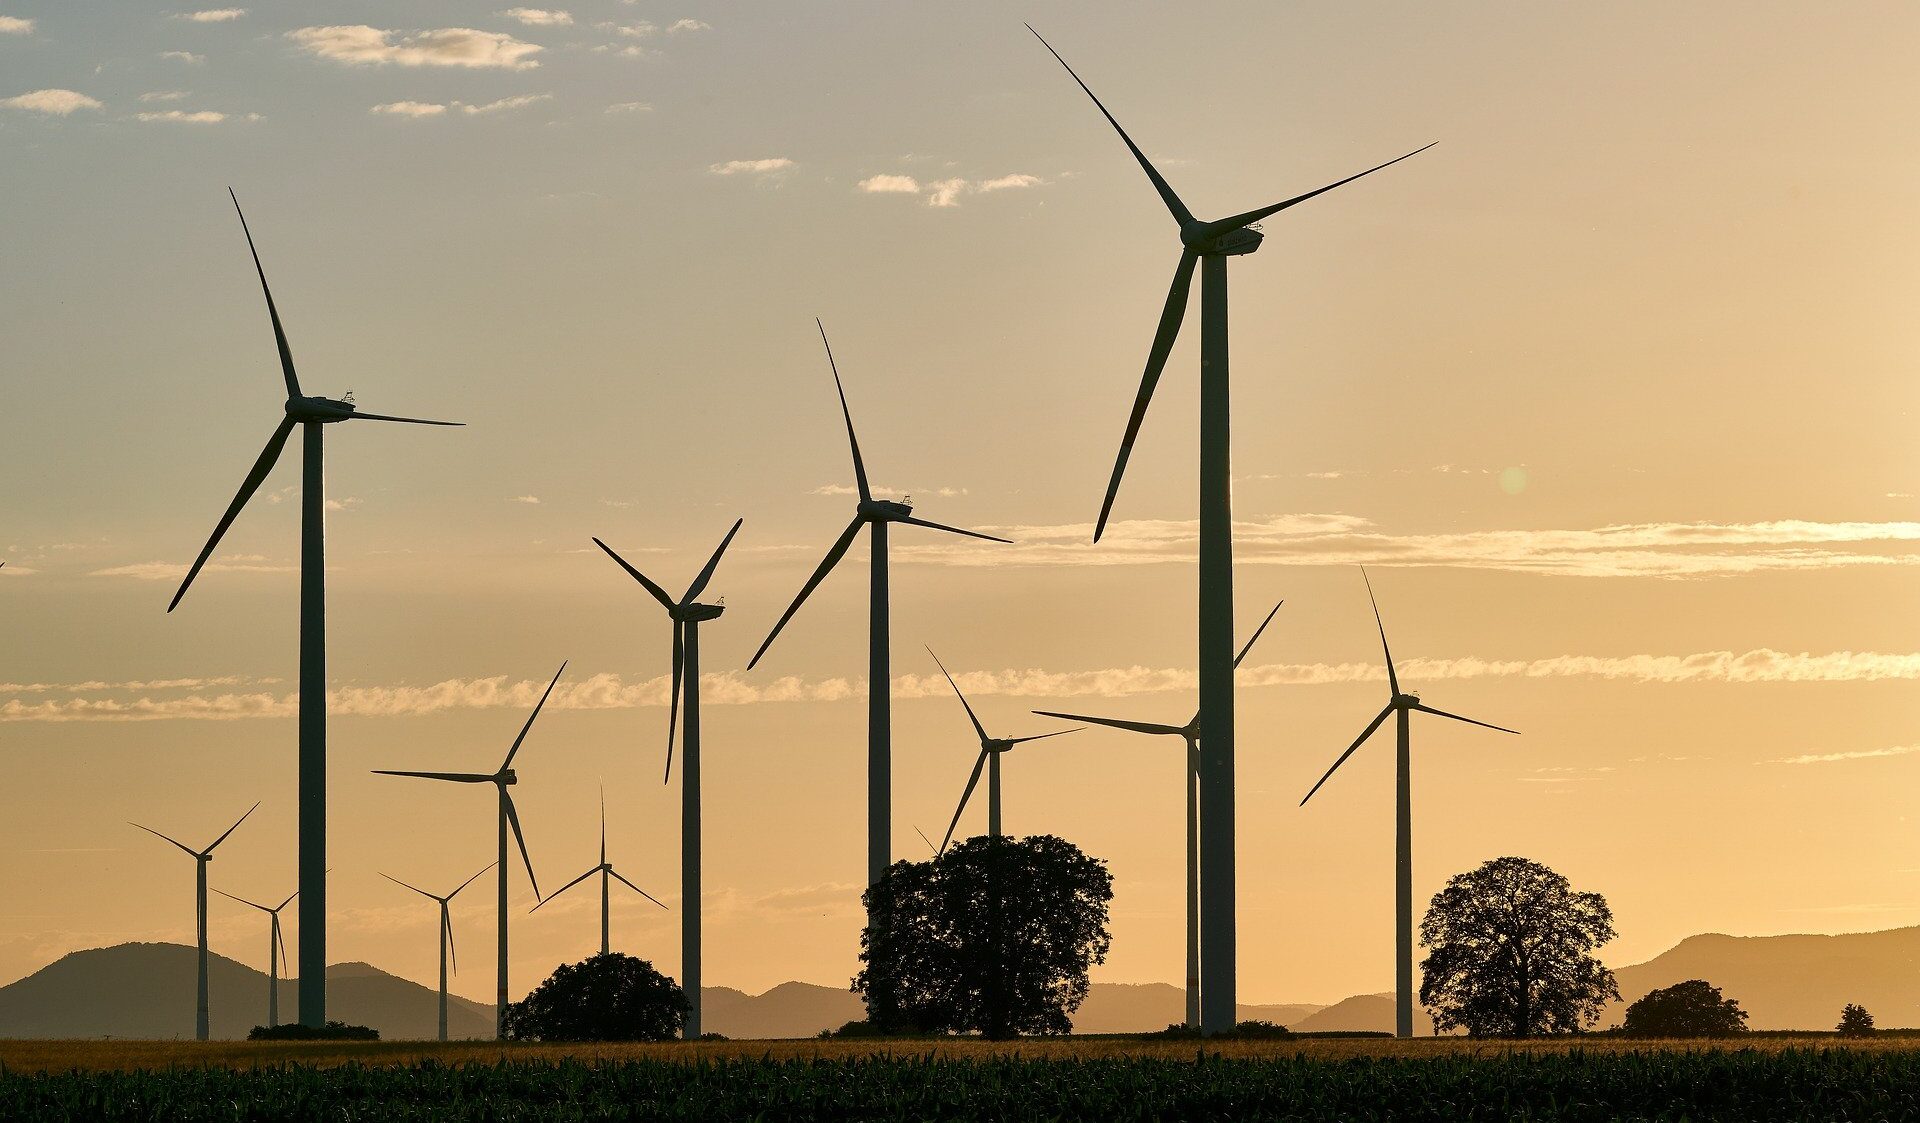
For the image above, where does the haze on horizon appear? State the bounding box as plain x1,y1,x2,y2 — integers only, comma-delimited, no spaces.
1,1,1915,1008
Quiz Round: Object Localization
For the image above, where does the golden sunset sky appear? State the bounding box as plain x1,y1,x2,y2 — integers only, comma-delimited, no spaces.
1,1,1915,1007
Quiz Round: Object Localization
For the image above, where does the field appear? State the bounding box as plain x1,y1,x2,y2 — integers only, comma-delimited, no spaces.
4,1036,1917,1120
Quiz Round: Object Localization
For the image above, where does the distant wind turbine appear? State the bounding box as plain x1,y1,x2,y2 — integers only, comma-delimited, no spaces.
131,802,259,1041
1035,600,1281,1029
532,789,667,958
169,190,462,1028
748,322,1009,898
593,519,739,1039
211,885,297,1029
1300,570,1518,1038
382,863,494,1042
374,662,564,1039
926,648,1077,850
1030,25,1431,1034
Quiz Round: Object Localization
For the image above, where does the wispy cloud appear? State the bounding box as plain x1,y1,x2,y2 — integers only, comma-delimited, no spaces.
507,495,541,505
371,93,551,117
289,26,542,70
3,89,103,115
498,8,570,26
135,109,257,123
0,15,33,34
90,557,288,581
858,171,1046,208
139,90,190,102
606,100,651,114
667,18,710,33
1772,745,1920,766
159,50,205,64
175,8,246,21
857,174,921,194
710,157,793,176
811,483,967,499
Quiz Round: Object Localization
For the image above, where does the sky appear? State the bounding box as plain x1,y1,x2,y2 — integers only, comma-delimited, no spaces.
1,1,1916,1009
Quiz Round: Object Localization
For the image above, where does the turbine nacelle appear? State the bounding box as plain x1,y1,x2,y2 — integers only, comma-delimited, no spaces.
859,498,915,521
284,395,358,423
495,768,518,786
672,602,726,624
1181,222,1264,257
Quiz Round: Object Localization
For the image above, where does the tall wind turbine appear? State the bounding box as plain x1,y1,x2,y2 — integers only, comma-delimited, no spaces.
382,863,494,1042
1035,600,1281,1029
1030,27,1431,1033
131,802,259,1041
593,519,739,1039
374,662,563,1038
211,885,297,1029
532,791,667,958
926,649,1077,850
1300,570,1518,1038
169,190,462,1029
748,322,1008,895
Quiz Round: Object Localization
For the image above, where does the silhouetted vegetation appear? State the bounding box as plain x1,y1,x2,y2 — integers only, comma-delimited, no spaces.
1838,1003,1876,1036
246,1021,378,1041
1418,856,1619,1036
1622,980,1749,1037
855,834,1113,1038
501,953,688,1042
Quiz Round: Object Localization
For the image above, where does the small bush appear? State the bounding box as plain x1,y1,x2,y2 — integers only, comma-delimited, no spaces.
1225,1020,1294,1040
248,1021,379,1041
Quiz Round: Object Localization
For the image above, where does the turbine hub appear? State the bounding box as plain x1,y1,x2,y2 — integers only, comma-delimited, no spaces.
1184,224,1263,257
860,498,914,521
285,396,357,423
498,768,518,785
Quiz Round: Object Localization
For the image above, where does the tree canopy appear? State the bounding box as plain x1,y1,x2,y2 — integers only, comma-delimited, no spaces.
1838,1004,1876,1036
1621,979,1748,1037
855,834,1113,1037
502,952,689,1042
1418,855,1620,1036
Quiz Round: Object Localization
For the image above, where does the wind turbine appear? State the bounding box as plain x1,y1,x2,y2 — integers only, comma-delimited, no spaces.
593,518,739,1039
532,790,667,958
926,648,1077,850
211,886,297,1029
169,190,462,1028
130,802,259,1041
382,863,494,1042
748,321,1008,896
1035,600,1281,1029
1299,570,1518,1038
1030,26,1431,1034
373,662,563,1039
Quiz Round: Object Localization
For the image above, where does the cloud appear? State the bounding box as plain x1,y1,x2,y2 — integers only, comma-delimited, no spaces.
135,109,254,123
667,18,710,33
3,89,103,115
601,21,656,38
498,8,571,25
508,495,541,504
159,50,206,64
1772,745,1920,766
926,178,968,207
858,174,921,194
0,16,33,34
857,171,1046,208
288,25,542,70
811,483,966,499
977,173,1042,192
371,94,551,117
370,100,446,117
176,8,246,21
605,100,652,113
139,90,190,102
89,558,288,581
709,157,792,176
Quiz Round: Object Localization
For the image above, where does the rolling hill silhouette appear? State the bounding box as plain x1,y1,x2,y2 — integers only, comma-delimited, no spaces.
1606,927,1920,1030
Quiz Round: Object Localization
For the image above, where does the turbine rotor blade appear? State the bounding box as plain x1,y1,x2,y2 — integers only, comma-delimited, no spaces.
1025,27,1194,227
502,661,566,771
168,417,297,613
228,189,300,399
1233,600,1285,669
940,749,990,853
275,915,288,976
1361,567,1399,696
894,515,1011,544
275,890,299,912
1198,143,1437,239
682,517,744,604
531,866,598,911
130,823,199,858
212,887,268,912
665,621,683,784
914,825,938,855
1300,704,1394,806
1411,701,1520,736
444,907,457,975
747,515,864,669
610,869,668,909
380,871,438,901
591,538,676,610
598,786,607,866
1094,250,1197,542
205,801,260,853
926,647,988,743
450,861,498,900
817,320,870,502
345,411,463,427
503,792,540,900
371,769,493,784
1006,728,1079,746
1032,710,1185,737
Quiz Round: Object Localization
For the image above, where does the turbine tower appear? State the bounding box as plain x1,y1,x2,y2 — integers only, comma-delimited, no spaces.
533,790,667,958
169,190,462,1029
1300,570,1518,1038
593,518,739,1039
925,648,1077,850
211,885,297,1029
130,802,259,1041
748,322,1008,896
382,863,494,1042
374,662,563,1039
1030,27,1430,1034
1035,600,1281,1028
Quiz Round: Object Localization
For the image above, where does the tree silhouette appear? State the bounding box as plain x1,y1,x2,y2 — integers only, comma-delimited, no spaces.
855,834,1113,1037
1418,856,1619,1036
1838,1003,1876,1036
502,953,689,1041
1621,979,1748,1037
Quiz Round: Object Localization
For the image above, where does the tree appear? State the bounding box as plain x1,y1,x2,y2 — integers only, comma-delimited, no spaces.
1838,1003,1876,1036
1418,856,1620,1036
855,834,1113,1037
1621,980,1748,1037
501,952,689,1041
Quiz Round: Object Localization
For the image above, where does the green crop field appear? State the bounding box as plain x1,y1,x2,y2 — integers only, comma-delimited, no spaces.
2,1037,1917,1120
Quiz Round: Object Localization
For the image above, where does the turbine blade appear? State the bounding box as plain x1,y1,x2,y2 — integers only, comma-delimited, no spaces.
503,792,539,900
228,188,300,399
371,769,493,784
747,515,864,669
1032,710,1185,737
1006,728,1079,746
380,871,438,901
894,515,1011,544
591,538,676,610
130,823,199,858
1199,143,1436,238
275,915,288,976
444,907,457,975
598,786,607,866
1300,704,1394,806
817,320,870,501
1233,600,1285,669
610,869,669,909
1094,250,1197,542
1026,27,1194,227
914,825,938,855
211,888,267,912
345,411,463,427
530,866,597,911
206,801,260,853
168,416,297,613
502,661,567,771
926,647,988,743
450,861,498,900
1361,567,1399,696
682,517,744,604
275,890,299,912
1411,702,1520,736
666,620,683,784
940,749,990,853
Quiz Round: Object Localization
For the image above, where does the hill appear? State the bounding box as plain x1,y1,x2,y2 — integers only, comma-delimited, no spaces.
1608,927,1920,1030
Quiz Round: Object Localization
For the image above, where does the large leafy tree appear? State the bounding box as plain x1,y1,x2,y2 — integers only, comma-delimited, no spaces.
502,952,689,1041
1418,856,1619,1036
1621,979,1748,1037
855,834,1113,1037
